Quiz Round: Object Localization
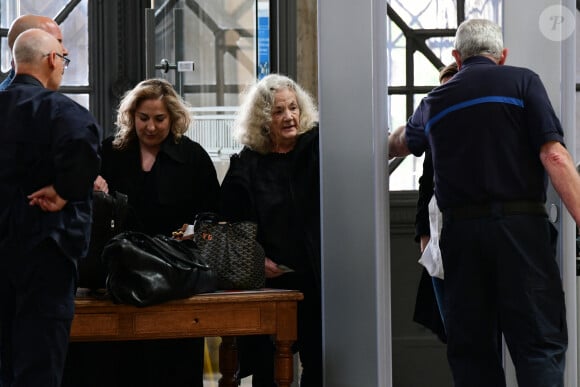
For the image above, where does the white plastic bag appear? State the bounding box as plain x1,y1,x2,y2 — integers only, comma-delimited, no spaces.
418,196,444,279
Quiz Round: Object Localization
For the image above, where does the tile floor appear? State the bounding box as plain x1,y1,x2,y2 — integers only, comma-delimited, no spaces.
203,375,253,386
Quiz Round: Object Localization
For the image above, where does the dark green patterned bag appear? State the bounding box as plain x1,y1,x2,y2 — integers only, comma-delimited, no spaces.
192,213,265,290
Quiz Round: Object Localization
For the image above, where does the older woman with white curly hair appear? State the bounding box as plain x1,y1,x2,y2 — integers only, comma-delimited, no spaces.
220,73,322,387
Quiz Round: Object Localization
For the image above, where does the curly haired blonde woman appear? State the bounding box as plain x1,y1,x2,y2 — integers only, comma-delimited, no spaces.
220,74,321,386
66,78,219,387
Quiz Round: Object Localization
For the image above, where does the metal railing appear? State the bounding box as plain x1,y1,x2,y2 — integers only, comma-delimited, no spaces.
185,106,242,158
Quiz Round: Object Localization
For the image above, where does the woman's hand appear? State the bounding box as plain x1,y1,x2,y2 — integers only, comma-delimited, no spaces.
265,257,285,278
93,175,109,193
420,235,430,253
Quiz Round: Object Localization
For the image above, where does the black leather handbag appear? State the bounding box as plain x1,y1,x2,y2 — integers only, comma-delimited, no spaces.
78,190,129,290
191,213,265,290
102,232,217,306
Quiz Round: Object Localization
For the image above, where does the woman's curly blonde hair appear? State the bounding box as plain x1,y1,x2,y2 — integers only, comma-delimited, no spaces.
233,74,319,154
112,78,191,149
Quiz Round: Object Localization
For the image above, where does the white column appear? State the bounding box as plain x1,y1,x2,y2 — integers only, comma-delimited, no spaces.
318,0,391,386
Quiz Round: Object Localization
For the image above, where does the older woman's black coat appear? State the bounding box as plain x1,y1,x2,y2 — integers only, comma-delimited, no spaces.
219,126,322,385
220,126,321,285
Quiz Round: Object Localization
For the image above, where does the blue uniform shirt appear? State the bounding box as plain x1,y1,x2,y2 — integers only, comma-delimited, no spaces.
405,56,564,210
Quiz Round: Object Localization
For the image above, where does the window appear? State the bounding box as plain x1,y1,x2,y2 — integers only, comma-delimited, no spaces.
0,0,91,108
150,0,265,166
387,0,503,190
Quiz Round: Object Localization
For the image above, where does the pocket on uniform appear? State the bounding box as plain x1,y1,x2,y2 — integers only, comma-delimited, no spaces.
530,286,567,343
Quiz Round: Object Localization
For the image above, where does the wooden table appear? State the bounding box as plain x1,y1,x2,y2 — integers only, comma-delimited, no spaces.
70,289,303,387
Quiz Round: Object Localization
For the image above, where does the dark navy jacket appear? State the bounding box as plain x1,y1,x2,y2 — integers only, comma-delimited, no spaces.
0,74,102,262
405,56,564,210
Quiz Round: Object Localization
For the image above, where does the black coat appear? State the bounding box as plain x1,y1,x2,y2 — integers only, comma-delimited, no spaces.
220,126,323,384
413,148,446,342
415,149,434,242
220,126,321,287
100,133,220,236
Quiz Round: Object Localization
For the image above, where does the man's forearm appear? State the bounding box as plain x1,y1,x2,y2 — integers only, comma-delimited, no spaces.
388,125,411,159
541,141,580,225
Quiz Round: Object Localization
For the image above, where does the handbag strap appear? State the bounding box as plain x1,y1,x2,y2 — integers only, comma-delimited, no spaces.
149,234,211,270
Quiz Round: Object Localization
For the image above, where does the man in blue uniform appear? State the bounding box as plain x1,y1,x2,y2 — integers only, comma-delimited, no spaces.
0,14,67,90
0,28,101,386
389,19,580,387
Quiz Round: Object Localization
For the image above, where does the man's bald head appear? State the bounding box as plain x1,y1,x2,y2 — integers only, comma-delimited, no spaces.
13,28,65,90
7,14,67,56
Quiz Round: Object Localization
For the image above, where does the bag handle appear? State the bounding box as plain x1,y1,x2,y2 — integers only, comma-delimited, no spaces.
192,212,222,235
155,234,211,270
194,212,220,223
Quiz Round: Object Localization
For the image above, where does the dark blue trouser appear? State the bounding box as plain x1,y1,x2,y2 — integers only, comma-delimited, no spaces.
0,239,76,387
440,212,567,387
431,276,446,329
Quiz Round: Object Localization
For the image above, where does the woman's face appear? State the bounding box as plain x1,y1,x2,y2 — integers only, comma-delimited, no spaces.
134,98,171,149
269,88,300,152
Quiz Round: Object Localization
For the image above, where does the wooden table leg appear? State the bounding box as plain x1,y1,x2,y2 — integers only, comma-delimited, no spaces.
218,336,238,387
274,339,295,387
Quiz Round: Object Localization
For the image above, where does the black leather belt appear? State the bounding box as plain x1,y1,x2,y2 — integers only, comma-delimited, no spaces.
442,201,547,221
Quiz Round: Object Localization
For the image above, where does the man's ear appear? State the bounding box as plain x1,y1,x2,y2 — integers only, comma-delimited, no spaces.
498,48,508,65
46,51,57,70
452,49,462,69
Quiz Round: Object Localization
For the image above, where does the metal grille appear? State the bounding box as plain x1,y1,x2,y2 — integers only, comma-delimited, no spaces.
185,107,242,158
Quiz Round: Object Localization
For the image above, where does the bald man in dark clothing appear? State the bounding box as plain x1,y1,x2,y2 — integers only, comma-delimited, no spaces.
0,28,101,387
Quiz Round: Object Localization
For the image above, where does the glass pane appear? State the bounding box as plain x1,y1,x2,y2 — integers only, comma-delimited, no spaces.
153,0,258,158
65,93,89,109
1,1,18,73
153,0,256,108
465,0,503,22
1,37,9,73
390,153,425,190
388,94,407,134
388,0,503,191
60,0,89,86
387,21,406,87
389,0,458,29
389,89,428,189
413,52,440,86
19,0,69,15
426,36,455,65
0,0,89,103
